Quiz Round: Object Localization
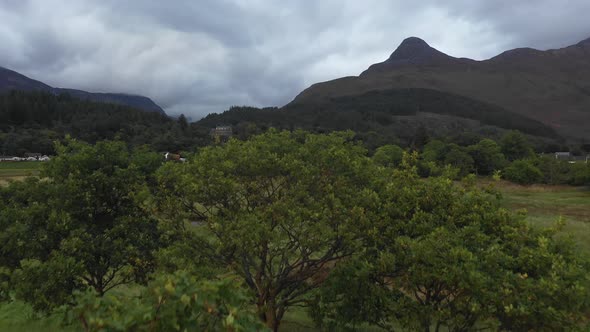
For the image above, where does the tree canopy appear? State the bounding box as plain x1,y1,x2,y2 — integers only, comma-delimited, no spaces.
0,140,165,311
156,130,380,331
311,160,590,331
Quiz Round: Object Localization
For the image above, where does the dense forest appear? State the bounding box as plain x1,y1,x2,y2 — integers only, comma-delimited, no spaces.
0,91,209,155
198,88,568,150
0,131,589,331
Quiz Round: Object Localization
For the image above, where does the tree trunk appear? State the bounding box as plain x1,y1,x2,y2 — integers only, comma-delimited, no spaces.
257,299,282,332
265,308,280,332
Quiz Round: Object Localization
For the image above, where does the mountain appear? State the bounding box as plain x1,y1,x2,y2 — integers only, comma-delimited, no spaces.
0,66,165,114
291,36,590,140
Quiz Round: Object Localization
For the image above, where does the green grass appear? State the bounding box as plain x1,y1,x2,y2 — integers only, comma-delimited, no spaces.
495,181,590,254
0,162,42,186
0,161,43,170
0,301,76,332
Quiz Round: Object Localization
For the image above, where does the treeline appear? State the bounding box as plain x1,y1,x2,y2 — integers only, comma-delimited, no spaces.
373,130,590,186
0,91,209,155
197,88,565,150
1,131,589,331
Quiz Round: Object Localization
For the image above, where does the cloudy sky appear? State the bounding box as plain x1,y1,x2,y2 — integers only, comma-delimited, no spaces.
1,0,589,118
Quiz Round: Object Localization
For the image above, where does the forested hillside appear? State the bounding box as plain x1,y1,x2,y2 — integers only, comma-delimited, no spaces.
0,91,207,155
198,88,563,150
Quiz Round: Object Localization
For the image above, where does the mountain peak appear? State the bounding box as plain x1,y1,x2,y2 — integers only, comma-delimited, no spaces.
391,37,431,56
361,36,467,75
387,37,441,64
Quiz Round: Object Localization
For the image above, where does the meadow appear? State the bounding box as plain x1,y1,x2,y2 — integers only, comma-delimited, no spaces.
0,162,42,186
496,181,590,254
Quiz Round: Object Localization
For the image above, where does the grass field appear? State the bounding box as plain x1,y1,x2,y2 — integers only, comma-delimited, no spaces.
0,301,75,332
0,162,42,186
495,180,590,254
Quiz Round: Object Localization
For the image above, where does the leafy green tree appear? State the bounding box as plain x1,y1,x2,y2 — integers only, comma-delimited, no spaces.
536,155,572,184
311,161,590,331
500,130,534,161
421,139,447,163
568,162,590,186
468,139,507,175
504,159,544,185
372,144,404,167
156,130,379,331
70,271,265,332
0,140,164,311
443,144,474,177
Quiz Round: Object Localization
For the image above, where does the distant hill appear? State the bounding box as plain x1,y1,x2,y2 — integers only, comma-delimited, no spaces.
0,66,165,114
197,88,560,150
292,36,590,140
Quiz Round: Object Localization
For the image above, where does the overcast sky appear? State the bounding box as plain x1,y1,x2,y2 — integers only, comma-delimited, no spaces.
1,0,589,118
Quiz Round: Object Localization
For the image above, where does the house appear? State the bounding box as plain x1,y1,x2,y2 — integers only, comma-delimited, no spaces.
164,152,186,162
555,152,571,160
555,152,590,163
210,126,233,142
24,152,42,159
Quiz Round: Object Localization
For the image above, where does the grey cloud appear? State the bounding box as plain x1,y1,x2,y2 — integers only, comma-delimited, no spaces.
440,0,590,51
0,0,588,118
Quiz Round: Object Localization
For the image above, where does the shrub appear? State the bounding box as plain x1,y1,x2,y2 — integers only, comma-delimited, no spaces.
504,159,544,185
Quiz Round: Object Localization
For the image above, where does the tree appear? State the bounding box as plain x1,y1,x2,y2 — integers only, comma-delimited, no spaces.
413,125,430,150
468,139,507,175
443,144,474,177
421,140,447,163
500,130,534,161
0,140,164,311
504,159,544,185
568,162,590,186
536,155,572,184
311,161,590,331
178,113,189,132
156,130,379,331
372,144,404,167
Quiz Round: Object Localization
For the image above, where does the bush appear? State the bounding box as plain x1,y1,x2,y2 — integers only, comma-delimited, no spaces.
443,145,474,177
373,144,404,167
70,271,264,332
504,159,544,185
536,155,572,184
568,163,590,186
